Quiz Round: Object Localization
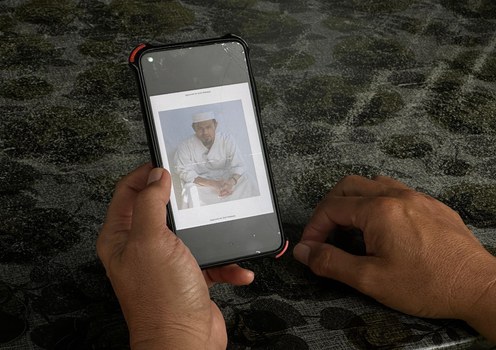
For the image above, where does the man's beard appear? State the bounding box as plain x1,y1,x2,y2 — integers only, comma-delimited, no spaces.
201,136,214,148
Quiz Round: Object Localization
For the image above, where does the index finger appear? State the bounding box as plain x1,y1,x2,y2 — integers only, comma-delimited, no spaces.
203,264,255,288
302,196,367,242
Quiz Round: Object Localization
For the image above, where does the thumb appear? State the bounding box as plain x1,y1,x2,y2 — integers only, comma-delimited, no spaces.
294,241,378,293
130,167,172,242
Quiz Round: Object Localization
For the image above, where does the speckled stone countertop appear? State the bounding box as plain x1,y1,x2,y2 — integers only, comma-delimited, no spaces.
1,0,496,349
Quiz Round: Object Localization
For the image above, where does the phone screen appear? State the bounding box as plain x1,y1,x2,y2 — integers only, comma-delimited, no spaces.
136,39,284,267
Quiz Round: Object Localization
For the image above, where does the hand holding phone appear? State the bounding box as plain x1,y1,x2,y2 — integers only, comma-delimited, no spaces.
97,164,255,349
129,35,286,268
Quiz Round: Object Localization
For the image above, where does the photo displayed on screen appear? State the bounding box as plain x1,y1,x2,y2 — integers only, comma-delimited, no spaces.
159,100,260,209
149,83,275,231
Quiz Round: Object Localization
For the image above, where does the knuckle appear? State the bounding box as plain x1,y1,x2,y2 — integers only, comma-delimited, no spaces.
340,174,363,186
353,263,379,294
371,196,404,214
396,188,418,199
114,177,127,192
309,248,334,277
328,175,365,198
371,174,386,181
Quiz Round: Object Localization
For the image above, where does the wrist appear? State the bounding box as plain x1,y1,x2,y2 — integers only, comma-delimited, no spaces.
454,253,496,342
126,308,211,350
131,325,208,350
132,337,206,350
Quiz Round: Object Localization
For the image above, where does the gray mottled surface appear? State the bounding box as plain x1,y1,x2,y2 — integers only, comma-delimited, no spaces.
1,0,496,349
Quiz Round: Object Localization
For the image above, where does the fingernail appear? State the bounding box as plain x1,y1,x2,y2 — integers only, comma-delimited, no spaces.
246,270,255,282
293,243,311,265
147,168,163,185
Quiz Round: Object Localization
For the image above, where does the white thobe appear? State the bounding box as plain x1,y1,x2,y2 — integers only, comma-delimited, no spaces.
174,132,258,207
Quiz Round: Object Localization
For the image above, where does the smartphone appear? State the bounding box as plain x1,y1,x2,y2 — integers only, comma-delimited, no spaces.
129,35,287,268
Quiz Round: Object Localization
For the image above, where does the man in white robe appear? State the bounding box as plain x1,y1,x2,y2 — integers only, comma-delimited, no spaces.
174,111,258,208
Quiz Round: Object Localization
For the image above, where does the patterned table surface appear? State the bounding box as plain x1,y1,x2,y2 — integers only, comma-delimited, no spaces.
1,0,496,349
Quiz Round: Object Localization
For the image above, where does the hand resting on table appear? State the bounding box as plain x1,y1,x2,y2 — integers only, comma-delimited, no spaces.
294,175,496,343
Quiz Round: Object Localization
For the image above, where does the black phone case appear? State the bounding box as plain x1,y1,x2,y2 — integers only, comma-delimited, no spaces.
128,34,288,268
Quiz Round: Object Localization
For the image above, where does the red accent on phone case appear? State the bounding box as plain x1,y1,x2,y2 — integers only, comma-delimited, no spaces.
129,43,147,63
275,240,289,258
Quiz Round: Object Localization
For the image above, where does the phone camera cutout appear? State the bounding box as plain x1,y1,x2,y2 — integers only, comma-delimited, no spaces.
147,57,154,63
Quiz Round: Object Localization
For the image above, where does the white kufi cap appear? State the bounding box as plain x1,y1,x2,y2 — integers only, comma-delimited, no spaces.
192,111,215,123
